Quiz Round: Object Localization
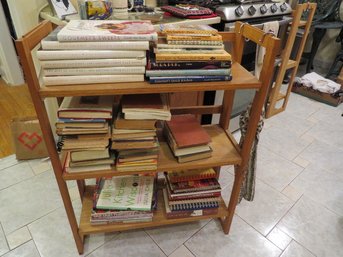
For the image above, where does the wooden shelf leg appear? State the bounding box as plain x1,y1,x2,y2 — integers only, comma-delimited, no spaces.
77,180,86,201
221,166,246,234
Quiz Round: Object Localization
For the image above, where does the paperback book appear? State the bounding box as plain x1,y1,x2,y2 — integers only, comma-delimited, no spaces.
41,26,150,50
57,20,158,42
96,175,155,211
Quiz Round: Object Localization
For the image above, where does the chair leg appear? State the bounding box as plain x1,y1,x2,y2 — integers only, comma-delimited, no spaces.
306,28,327,73
326,51,343,78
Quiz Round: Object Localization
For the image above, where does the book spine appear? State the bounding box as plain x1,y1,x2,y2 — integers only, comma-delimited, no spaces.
41,41,150,50
37,50,146,60
146,69,231,77
57,33,158,42
167,35,222,41
168,40,223,46
154,48,225,54
170,202,219,211
44,66,146,76
166,208,219,219
43,74,144,86
155,53,231,62
40,58,147,68
147,60,231,70
157,43,224,49
149,76,232,84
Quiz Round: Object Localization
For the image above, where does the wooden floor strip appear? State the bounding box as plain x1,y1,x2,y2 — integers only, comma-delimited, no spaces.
0,79,36,158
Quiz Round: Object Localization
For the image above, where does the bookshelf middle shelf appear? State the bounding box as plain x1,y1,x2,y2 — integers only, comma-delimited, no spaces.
62,125,242,180
39,62,260,98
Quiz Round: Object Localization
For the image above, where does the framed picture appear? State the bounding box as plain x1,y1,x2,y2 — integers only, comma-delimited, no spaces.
48,0,78,19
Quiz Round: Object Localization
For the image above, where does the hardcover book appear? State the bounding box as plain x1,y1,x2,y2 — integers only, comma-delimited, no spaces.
114,112,157,130
168,177,221,194
43,74,144,86
44,66,146,76
159,24,218,35
166,35,222,42
96,176,155,211
146,69,231,77
70,148,110,162
40,58,147,69
167,168,217,183
163,188,218,219
57,96,114,119
41,26,150,50
166,114,211,148
121,94,171,121
155,52,232,62
57,20,158,42
37,49,146,60
149,75,232,84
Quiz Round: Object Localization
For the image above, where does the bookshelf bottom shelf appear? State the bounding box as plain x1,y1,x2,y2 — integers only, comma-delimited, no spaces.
79,186,228,235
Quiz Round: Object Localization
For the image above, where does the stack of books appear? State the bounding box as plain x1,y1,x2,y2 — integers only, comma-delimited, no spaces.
57,95,115,173
92,175,157,225
112,94,171,172
164,114,212,163
38,20,158,86
163,168,221,219
146,24,232,84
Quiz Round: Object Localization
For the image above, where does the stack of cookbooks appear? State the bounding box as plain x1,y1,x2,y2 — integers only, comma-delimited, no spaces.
57,95,115,173
164,114,212,163
38,20,157,86
146,24,232,84
112,94,171,172
91,175,157,224
163,168,221,219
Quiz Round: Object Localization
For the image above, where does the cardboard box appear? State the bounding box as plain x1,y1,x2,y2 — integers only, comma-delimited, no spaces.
11,117,49,160
291,83,343,107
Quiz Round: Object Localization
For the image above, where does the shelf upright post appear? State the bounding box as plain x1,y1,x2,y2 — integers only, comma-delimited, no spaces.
15,21,85,254
221,22,281,234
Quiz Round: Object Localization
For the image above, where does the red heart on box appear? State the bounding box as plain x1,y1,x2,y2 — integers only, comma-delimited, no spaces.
18,132,42,150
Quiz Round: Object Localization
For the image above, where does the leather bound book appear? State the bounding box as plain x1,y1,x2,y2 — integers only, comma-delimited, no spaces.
166,114,211,148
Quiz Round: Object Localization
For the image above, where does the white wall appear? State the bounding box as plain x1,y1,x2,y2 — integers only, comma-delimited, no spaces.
7,0,49,38
0,2,24,85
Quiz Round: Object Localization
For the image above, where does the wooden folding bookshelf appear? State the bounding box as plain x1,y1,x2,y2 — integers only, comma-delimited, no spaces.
265,3,316,118
16,20,280,254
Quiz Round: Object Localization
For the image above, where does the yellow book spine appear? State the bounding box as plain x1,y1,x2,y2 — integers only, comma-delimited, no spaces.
155,52,232,62
167,35,222,41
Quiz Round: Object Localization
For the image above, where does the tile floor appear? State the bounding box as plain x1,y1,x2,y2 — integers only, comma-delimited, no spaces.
0,93,343,257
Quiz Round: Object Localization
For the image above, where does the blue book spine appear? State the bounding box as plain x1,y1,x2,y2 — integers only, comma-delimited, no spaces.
146,69,231,77
149,75,232,84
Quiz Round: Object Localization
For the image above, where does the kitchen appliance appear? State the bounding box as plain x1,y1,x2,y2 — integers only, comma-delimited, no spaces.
208,1,293,130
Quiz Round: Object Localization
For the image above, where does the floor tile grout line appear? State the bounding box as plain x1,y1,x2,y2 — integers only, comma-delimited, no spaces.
83,232,122,257
0,222,10,256
183,243,196,257
143,229,168,257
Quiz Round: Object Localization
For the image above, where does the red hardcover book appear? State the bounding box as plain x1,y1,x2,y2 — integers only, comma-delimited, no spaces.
166,114,211,148
168,177,221,194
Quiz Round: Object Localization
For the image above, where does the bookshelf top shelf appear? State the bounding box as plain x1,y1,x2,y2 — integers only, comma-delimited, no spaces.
39,62,260,98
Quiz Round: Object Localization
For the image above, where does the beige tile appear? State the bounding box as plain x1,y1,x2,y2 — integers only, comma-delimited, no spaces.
146,221,209,256
169,245,195,257
281,185,303,202
1,241,40,257
256,147,303,192
87,230,166,257
280,240,315,257
0,155,21,171
0,162,34,190
278,196,343,257
0,224,9,256
292,156,310,168
28,200,116,257
6,227,31,250
28,158,51,175
234,180,294,236
186,218,281,257
267,227,292,250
